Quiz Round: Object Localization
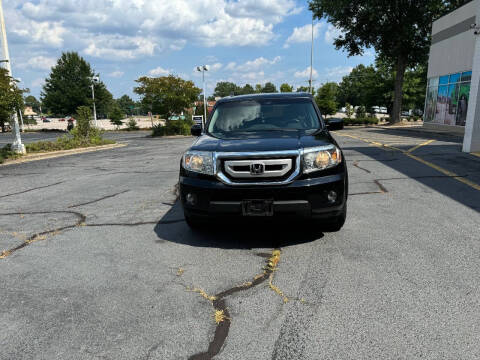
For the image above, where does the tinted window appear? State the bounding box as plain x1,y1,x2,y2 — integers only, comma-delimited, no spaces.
208,99,321,134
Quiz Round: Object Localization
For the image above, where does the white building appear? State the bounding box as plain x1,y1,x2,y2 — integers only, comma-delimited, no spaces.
425,0,480,152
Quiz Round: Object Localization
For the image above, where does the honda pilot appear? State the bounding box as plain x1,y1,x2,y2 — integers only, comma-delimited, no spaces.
179,93,348,231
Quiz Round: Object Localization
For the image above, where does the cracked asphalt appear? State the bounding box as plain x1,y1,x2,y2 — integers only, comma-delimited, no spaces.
1,128,480,360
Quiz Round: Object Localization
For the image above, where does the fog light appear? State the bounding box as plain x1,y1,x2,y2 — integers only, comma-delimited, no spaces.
327,191,337,204
186,193,197,206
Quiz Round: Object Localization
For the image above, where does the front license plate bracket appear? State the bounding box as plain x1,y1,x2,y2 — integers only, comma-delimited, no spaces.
242,200,274,217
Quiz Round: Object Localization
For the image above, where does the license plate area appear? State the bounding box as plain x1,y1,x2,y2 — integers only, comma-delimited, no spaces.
242,200,274,217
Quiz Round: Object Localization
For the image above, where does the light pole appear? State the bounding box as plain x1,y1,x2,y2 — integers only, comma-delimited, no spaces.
0,0,25,153
309,17,315,94
91,75,99,127
196,65,208,128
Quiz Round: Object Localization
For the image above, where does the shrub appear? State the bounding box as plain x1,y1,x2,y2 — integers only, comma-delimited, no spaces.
355,106,366,119
152,119,193,137
126,118,140,131
344,117,379,126
0,144,21,163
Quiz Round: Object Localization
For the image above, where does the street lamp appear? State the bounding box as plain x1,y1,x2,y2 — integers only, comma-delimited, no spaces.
196,65,208,128
91,75,99,127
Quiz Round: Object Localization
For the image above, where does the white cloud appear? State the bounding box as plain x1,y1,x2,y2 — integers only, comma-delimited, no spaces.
294,67,318,79
325,24,343,44
284,23,323,48
324,66,353,81
149,66,171,76
84,35,156,59
209,63,223,72
7,0,298,61
108,71,125,78
19,56,56,71
228,56,281,72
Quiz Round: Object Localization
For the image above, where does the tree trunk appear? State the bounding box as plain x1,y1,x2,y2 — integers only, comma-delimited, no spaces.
391,56,407,124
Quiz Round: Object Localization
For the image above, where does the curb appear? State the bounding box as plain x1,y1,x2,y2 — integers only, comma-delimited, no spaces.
0,143,127,167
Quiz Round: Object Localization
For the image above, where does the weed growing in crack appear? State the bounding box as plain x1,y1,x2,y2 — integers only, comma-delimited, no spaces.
188,287,217,302
214,310,230,324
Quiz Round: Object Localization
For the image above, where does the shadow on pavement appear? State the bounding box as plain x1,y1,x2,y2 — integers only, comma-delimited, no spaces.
154,202,324,249
343,143,480,212
358,127,463,143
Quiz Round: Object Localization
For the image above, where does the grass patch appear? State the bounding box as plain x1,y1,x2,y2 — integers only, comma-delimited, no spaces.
0,144,22,164
25,135,114,154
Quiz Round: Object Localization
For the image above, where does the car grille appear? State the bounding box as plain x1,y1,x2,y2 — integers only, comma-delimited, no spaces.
215,151,301,185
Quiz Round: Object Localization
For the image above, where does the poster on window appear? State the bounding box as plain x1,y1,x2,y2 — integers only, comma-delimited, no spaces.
435,85,448,124
456,83,470,126
444,84,459,125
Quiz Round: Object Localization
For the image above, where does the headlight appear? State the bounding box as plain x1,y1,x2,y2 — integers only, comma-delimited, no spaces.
303,145,342,174
182,151,214,175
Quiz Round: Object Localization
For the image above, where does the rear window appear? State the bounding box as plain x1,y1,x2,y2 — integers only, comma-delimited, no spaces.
208,98,321,134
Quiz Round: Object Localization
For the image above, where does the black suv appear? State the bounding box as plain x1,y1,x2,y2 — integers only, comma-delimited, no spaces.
179,93,348,231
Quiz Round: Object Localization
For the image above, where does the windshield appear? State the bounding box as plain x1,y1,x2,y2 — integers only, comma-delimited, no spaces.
208,98,322,134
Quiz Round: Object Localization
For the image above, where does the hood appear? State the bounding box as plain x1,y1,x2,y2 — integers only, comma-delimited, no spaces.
190,130,335,153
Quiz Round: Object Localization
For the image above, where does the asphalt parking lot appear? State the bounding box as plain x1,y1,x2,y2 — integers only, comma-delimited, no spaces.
1,128,479,359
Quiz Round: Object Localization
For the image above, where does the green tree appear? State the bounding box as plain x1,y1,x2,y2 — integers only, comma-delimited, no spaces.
109,104,125,129
0,68,23,133
241,84,255,95
296,86,314,94
255,84,263,93
309,0,469,123
315,82,339,119
41,52,113,116
262,82,277,93
134,75,201,120
337,64,381,109
116,95,135,116
24,95,41,113
345,103,354,119
214,82,240,98
280,83,294,93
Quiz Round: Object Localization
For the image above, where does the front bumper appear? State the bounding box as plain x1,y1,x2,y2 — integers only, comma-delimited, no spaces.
180,172,347,219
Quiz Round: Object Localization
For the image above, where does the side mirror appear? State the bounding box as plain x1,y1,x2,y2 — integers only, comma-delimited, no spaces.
191,125,203,136
326,118,344,131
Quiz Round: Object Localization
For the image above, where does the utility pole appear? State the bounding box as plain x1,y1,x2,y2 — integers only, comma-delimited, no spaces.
196,65,208,128
0,0,25,153
309,17,314,95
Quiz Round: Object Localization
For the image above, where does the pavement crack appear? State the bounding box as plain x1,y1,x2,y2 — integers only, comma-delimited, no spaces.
350,179,388,196
0,211,86,259
68,190,130,208
353,161,371,173
0,181,65,199
188,249,283,360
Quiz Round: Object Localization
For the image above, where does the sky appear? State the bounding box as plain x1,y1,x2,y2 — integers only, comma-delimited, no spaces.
3,0,375,100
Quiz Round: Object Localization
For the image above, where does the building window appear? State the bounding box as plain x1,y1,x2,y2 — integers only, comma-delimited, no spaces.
425,71,471,126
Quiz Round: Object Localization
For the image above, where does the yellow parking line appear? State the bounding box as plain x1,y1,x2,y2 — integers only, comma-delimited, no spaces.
472,152,480,158
336,133,480,192
407,139,435,153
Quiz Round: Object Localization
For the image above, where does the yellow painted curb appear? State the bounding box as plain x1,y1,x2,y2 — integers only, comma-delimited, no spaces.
1,143,127,166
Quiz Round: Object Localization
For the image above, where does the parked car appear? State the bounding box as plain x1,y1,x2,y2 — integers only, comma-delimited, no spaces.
42,117,51,123
179,93,348,231
325,117,344,130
